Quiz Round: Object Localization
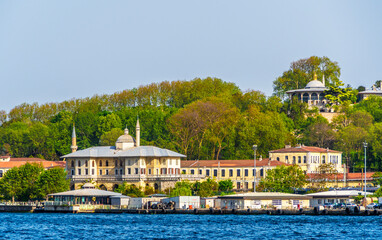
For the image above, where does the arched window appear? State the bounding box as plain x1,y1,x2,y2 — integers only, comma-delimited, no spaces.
303,93,309,103
311,93,318,101
99,160,102,167
0,170,3,178
298,156,301,164
322,155,326,164
303,156,307,163
276,157,280,161
293,156,296,164
285,156,289,164
120,169,123,175
115,169,118,175
106,160,109,167
319,93,324,100
92,161,95,167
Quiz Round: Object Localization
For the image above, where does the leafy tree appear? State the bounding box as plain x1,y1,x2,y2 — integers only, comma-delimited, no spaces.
36,167,70,200
257,165,307,193
371,172,382,187
273,56,341,99
115,183,145,197
195,178,219,197
169,181,193,197
99,128,124,146
218,180,233,192
0,167,21,203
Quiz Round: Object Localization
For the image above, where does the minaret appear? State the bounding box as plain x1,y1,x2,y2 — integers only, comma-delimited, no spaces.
313,72,317,80
71,123,78,153
136,117,140,147
322,74,325,87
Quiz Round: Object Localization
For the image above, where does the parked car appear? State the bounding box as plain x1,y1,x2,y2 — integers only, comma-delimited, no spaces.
323,203,335,209
366,203,378,209
333,203,345,209
345,203,357,209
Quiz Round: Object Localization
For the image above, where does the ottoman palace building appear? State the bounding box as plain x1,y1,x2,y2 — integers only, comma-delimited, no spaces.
62,120,203,191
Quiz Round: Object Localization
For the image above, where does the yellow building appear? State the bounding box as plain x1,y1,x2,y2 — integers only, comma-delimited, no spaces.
269,145,344,174
63,120,203,191
181,158,288,190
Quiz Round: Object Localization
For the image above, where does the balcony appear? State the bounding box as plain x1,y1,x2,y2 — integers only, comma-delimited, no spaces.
70,174,205,182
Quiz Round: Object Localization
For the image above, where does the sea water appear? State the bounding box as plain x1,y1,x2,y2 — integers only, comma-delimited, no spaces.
0,213,381,239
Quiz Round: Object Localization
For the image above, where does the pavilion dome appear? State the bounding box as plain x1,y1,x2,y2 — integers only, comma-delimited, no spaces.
116,128,136,150
305,80,325,89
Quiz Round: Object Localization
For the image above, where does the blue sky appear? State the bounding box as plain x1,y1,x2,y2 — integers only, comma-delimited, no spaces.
1,0,381,112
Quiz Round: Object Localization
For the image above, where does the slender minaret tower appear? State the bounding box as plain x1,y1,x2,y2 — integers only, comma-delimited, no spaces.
322,74,325,87
71,123,78,153
136,117,140,147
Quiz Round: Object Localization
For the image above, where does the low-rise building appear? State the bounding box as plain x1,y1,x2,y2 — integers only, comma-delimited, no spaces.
218,192,312,210
181,158,288,190
0,155,65,178
306,190,373,207
162,196,200,209
269,145,343,174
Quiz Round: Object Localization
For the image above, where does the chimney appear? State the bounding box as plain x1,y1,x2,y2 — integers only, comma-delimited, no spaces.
136,117,140,147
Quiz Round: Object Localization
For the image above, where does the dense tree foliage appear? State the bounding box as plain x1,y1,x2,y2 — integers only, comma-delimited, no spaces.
168,179,234,197
257,165,308,193
1,58,382,172
0,163,69,202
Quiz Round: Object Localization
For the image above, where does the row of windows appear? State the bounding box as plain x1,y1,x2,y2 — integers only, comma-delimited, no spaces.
71,167,180,176
70,159,181,168
280,155,339,165
183,168,265,177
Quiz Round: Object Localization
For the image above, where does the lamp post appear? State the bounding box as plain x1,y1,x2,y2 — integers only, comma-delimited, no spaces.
363,141,368,199
253,145,257,192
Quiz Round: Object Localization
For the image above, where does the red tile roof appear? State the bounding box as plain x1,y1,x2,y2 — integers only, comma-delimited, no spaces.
181,159,289,168
308,172,375,181
269,146,341,154
0,158,65,169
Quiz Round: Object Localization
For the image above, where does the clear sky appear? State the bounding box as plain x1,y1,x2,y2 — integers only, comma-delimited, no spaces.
1,0,381,112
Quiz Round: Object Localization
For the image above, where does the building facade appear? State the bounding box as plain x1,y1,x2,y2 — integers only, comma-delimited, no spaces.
181,158,288,190
63,120,203,191
268,145,344,174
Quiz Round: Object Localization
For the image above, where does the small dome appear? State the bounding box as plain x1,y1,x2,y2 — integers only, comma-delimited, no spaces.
116,128,136,144
305,80,325,89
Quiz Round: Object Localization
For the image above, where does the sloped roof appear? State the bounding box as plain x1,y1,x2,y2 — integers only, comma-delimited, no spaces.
181,159,289,168
62,146,186,158
218,192,311,200
269,146,341,154
305,80,325,88
0,158,65,169
306,190,373,198
308,172,375,181
49,188,123,197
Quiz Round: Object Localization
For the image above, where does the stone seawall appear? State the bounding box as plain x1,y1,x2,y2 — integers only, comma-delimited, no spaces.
0,205,35,212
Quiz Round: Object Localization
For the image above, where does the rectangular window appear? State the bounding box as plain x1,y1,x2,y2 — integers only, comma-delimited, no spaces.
221,169,225,177
120,169,123,175
245,169,248,177
303,156,307,163
237,169,241,177
182,169,186,174
71,169,75,175
135,168,139,174
213,169,218,177
149,169,152,175
272,200,282,206
229,169,233,177
99,169,102,175
128,168,131,175
78,169,81,175
293,200,300,206
92,169,95,175
115,169,118,175
199,169,203,175
106,169,109,175
298,156,301,164
85,169,88,175
206,169,210,176
191,169,195,175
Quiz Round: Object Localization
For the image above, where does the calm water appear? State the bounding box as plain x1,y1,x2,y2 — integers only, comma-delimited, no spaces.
0,213,381,239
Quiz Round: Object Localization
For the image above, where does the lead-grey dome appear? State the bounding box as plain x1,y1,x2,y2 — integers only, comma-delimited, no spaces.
305,80,325,89
116,128,136,144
